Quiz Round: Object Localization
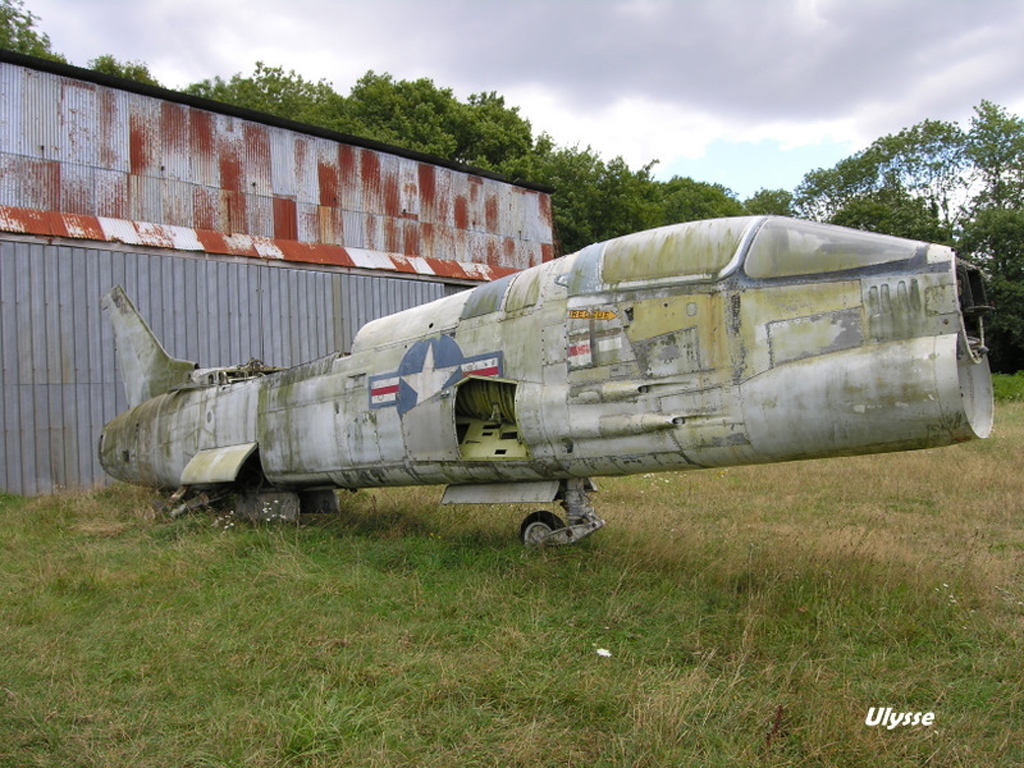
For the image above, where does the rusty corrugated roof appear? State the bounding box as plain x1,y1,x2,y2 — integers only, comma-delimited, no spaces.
0,204,520,281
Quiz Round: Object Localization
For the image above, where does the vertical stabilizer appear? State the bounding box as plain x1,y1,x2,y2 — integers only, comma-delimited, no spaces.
102,286,197,408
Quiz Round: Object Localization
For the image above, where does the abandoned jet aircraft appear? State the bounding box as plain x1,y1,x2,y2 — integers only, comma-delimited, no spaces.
98,216,994,544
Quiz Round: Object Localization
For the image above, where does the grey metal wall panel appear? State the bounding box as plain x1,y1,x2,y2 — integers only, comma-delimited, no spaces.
0,236,453,495
18,384,35,496
0,248,15,492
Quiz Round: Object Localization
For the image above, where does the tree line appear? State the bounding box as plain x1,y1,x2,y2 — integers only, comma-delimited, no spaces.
3,0,1023,371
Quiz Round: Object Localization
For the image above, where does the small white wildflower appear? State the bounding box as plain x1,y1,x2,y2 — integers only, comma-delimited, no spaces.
596,648,612,658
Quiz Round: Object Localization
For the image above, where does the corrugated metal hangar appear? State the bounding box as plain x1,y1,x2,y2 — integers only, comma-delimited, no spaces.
0,50,556,495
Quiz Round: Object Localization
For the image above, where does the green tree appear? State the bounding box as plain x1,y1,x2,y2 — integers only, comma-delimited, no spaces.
965,100,1024,211
89,54,161,86
795,150,881,222
959,102,1024,372
186,62,345,129
0,0,63,60
335,71,460,156
877,119,969,231
795,119,966,242
458,91,533,171
339,73,534,170
828,187,948,242
657,176,744,224
744,188,794,216
505,137,663,254
959,208,1024,372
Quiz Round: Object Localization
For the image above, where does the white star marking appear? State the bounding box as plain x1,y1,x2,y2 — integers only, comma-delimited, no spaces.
400,342,460,404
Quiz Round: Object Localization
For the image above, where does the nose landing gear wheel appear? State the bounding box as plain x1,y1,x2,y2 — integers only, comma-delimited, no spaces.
517,479,606,546
520,510,566,546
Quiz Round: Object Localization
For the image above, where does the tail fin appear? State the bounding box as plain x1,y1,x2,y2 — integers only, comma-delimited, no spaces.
102,286,197,408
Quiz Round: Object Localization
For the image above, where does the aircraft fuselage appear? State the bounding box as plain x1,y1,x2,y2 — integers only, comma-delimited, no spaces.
99,217,993,503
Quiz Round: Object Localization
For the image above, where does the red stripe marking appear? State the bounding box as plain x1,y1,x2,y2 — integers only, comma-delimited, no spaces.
464,366,499,378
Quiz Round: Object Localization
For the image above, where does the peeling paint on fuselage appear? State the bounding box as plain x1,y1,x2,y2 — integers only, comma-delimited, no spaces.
99,217,993,493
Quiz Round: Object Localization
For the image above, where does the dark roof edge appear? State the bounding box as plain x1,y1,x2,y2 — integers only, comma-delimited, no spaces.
0,48,554,194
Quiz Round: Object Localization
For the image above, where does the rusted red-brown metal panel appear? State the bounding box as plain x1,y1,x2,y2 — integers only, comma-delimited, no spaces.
0,54,554,277
0,204,521,283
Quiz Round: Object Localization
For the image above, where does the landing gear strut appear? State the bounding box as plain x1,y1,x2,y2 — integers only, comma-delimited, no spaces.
519,478,605,546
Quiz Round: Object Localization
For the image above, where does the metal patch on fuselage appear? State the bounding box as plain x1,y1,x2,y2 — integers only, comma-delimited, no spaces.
634,327,701,377
767,308,864,367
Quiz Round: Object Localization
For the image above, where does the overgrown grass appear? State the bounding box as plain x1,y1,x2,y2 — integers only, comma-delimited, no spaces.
992,372,1024,402
2,407,1023,766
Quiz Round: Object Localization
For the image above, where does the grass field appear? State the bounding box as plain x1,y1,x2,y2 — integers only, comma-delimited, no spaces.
2,406,1022,767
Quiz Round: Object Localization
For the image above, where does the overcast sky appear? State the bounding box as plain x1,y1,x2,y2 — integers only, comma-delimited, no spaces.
26,0,1024,199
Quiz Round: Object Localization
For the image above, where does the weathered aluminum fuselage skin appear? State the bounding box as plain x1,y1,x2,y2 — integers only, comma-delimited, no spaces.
99,217,993,491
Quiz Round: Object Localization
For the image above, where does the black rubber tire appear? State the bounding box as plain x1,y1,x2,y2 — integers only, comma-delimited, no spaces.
519,510,566,546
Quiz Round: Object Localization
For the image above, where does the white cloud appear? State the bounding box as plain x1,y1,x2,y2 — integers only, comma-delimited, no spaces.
23,0,1024,195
